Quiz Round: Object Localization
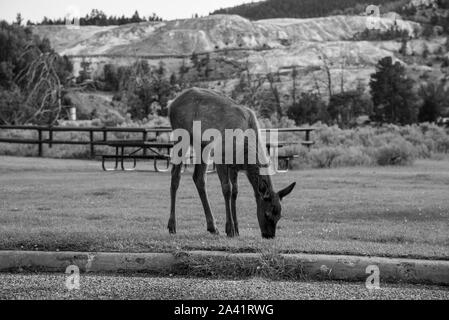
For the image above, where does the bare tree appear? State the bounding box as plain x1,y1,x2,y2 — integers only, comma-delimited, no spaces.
339,46,348,94
235,60,266,110
266,71,282,119
291,67,299,105
15,45,63,125
317,49,333,98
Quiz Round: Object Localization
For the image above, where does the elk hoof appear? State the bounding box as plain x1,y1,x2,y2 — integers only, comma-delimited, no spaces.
168,220,176,234
226,224,238,238
208,226,220,235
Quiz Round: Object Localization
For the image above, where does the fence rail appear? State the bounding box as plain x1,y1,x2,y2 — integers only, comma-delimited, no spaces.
0,125,315,158
0,126,172,158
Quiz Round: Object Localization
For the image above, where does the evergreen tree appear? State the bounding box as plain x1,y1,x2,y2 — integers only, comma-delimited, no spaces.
131,10,141,23
15,13,23,26
370,56,418,124
418,83,448,122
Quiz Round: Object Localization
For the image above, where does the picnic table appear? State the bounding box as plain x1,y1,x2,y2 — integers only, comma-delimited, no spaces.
102,140,174,172
101,128,315,172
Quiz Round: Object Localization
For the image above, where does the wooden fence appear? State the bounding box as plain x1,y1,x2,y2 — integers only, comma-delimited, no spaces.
0,125,172,158
0,126,314,158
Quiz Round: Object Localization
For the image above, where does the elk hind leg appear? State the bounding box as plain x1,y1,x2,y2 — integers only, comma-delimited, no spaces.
230,168,239,236
168,164,183,234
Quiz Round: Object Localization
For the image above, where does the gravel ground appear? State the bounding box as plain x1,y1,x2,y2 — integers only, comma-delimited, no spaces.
0,273,448,300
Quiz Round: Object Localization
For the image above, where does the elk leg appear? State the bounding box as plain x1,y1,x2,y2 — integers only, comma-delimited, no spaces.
168,164,183,234
216,165,236,237
230,168,239,236
193,163,219,235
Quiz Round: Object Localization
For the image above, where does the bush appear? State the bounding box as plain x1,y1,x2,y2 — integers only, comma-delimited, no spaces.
287,93,324,125
256,117,449,169
291,123,448,169
372,139,416,166
333,147,373,167
309,147,344,168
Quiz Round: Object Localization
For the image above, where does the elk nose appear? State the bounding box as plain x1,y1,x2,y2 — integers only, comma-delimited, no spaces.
262,233,275,239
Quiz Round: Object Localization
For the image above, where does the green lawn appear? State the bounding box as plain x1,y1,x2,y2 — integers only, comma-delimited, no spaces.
0,156,448,259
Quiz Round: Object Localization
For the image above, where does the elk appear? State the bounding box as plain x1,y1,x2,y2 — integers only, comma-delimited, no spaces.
168,88,296,239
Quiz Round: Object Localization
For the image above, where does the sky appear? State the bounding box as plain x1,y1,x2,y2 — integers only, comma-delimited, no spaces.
0,0,256,23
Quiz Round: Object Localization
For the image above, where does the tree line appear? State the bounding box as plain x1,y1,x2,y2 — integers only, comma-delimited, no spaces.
294,56,448,126
95,53,448,127
212,0,403,20
230,55,448,128
23,9,163,26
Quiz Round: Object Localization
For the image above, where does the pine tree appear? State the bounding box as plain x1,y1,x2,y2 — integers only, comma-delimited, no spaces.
15,13,23,26
131,10,141,23
370,57,418,124
418,83,447,122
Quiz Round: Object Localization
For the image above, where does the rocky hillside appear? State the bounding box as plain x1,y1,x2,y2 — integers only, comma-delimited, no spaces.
32,12,448,101
35,14,421,55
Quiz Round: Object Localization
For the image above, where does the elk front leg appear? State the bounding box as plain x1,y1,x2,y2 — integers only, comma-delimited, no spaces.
168,164,183,234
216,165,237,237
230,168,239,236
193,163,219,235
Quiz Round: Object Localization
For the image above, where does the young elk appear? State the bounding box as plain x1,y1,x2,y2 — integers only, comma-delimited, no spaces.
168,88,296,239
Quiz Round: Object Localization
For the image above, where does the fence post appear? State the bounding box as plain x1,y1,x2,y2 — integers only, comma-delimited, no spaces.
142,131,148,156
49,127,53,149
89,130,95,158
38,129,43,157
306,129,313,150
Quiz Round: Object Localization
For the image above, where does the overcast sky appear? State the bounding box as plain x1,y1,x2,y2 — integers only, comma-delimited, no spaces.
0,0,255,23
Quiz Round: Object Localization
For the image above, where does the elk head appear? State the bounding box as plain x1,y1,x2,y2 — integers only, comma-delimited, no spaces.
257,176,296,239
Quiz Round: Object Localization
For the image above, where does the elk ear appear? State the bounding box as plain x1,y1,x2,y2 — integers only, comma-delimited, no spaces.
258,180,271,201
278,182,296,201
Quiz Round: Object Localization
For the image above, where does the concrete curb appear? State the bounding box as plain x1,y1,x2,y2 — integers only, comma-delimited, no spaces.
0,250,448,286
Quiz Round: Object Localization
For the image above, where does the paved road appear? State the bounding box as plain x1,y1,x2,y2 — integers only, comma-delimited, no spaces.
0,273,448,300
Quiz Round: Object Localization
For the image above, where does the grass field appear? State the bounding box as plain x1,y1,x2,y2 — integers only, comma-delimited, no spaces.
0,156,448,259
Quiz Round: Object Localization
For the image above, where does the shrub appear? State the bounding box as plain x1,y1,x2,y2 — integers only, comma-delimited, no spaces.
286,123,449,169
287,92,324,125
333,147,373,167
309,147,344,168
373,139,416,166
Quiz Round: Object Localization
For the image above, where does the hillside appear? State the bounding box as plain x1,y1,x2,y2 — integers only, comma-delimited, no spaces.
31,13,448,105
211,0,407,20
34,14,422,56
